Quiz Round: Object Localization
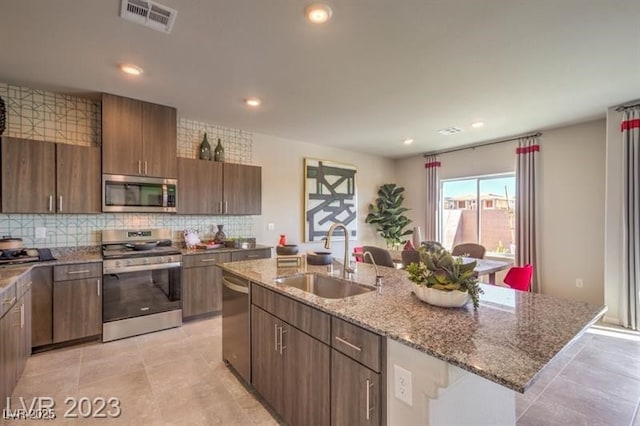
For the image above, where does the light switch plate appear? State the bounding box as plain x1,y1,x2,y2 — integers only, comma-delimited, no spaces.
267,223,275,231
394,364,413,406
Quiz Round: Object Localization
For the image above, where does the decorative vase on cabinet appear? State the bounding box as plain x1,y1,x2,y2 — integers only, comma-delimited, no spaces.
199,133,211,160
214,138,225,162
214,225,226,244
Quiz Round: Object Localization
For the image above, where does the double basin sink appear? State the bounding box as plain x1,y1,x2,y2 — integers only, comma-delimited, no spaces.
274,272,376,299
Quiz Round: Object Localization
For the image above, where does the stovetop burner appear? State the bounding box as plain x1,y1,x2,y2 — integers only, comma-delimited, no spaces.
101,229,181,259
102,242,181,259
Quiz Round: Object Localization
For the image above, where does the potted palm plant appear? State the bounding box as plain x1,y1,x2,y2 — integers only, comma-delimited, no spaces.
405,246,484,309
365,183,412,249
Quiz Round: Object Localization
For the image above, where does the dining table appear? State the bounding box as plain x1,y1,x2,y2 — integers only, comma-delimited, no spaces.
362,250,513,285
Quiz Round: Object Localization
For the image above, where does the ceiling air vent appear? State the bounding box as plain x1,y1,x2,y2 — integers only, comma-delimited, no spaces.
120,0,178,34
438,127,463,135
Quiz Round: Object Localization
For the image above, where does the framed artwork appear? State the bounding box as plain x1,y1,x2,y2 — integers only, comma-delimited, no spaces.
304,158,357,242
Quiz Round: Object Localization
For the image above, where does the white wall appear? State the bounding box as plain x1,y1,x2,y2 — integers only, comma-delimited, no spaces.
396,119,606,305
253,132,395,257
538,119,605,305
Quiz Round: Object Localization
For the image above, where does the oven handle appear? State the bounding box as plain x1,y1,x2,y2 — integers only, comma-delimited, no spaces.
222,277,249,294
103,262,181,275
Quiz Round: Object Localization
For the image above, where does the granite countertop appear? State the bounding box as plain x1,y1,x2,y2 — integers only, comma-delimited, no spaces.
219,258,606,393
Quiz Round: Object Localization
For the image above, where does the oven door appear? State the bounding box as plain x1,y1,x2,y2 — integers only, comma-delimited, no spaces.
102,265,181,324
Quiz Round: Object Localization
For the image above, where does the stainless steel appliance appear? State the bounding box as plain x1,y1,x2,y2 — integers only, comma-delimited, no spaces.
102,174,177,213
222,271,251,383
101,229,182,342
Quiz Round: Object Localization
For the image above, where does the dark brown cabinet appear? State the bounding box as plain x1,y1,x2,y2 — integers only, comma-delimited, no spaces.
0,275,32,407
177,158,261,215
102,93,177,178
251,291,330,426
177,158,223,214
182,252,231,319
31,266,53,347
53,263,102,343
1,137,100,213
332,350,381,426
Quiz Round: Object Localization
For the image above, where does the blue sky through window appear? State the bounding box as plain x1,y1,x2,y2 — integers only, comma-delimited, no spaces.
443,176,515,198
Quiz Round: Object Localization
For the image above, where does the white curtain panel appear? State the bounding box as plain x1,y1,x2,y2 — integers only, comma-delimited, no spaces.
622,107,640,330
424,155,440,242
515,136,540,292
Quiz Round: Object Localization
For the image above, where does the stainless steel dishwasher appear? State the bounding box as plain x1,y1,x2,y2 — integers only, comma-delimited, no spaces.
222,271,250,383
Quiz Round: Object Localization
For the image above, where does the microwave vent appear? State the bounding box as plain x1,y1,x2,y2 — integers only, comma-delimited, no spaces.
120,0,177,34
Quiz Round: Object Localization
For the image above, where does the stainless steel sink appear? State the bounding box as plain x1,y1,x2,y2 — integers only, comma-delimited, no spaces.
274,273,375,299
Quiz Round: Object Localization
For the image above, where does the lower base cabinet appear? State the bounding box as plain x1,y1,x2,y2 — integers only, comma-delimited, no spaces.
331,349,381,425
182,252,231,319
251,305,330,426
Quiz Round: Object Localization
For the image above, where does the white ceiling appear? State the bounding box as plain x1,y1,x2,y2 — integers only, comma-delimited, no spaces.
1,0,639,159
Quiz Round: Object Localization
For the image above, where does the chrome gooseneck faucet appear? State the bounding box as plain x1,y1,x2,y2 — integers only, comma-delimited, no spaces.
324,223,354,278
363,251,384,288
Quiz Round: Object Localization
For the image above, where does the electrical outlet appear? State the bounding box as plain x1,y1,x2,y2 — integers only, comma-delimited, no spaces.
394,364,413,406
576,278,584,288
267,223,275,231
35,227,47,239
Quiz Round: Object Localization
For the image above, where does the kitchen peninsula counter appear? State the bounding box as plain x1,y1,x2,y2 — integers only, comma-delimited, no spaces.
219,258,606,394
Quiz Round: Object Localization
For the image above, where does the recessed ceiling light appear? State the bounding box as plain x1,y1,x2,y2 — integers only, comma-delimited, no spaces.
245,97,262,107
471,121,485,128
403,138,414,145
120,64,143,76
304,3,333,24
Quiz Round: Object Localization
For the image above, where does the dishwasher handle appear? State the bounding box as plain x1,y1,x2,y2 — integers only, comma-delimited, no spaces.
222,276,249,294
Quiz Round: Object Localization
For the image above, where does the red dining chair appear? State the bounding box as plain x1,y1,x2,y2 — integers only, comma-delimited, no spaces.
503,264,534,291
353,246,364,263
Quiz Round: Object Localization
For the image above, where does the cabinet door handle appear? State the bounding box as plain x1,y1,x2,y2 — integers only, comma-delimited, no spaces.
144,161,148,175
67,270,90,275
97,279,101,296
218,201,223,214
224,201,228,213
138,160,142,175
48,195,53,212
25,281,32,288
58,195,63,212
279,326,287,355
366,379,374,420
274,323,279,352
2,297,16,305
20,303,24,328
335,336,362,352
246,254,260,259
200,258,218,263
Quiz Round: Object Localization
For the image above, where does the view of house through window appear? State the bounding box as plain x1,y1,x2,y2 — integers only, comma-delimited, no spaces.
440,174,515,256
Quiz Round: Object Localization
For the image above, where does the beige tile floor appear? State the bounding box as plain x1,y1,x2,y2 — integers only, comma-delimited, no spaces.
3,316,277,425
4,317,640,425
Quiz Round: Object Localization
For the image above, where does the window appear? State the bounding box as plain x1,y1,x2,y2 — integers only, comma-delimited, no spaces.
440,173,515,256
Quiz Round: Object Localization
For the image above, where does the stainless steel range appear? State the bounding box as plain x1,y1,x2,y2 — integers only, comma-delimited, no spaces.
101,229,182,342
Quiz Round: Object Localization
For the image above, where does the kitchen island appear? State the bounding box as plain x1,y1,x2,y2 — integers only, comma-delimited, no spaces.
219,258,606,425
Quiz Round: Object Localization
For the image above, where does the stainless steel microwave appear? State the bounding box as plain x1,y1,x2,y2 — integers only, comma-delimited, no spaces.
102,174,177,213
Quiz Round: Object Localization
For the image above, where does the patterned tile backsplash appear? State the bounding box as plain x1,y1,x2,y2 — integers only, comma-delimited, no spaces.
0,82,256,247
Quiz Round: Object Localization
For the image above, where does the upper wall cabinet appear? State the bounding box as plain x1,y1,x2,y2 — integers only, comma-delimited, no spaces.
177,158,261,215
102,93,177,178
1,137,100,213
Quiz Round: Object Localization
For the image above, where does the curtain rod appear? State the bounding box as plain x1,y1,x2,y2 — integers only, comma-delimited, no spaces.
615,103,640,111
423,131,542,157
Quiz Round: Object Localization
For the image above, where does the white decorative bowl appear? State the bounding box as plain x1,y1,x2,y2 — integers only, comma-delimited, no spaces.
413,284,470,308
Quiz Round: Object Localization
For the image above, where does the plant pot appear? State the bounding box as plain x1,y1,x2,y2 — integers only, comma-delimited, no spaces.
413,283,470,308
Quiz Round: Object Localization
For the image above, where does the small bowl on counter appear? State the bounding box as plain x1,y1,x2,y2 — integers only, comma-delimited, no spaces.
276,245,299,256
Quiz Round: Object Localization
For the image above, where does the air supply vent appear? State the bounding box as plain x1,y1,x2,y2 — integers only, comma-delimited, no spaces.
438,127,463,135
120,0,177,34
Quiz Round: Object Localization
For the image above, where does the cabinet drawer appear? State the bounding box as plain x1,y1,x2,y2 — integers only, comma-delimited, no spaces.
252,283,330,344
231,249,271,262
182,252,231,269
331,317,383,372
0,282,17,318
54,263,102,281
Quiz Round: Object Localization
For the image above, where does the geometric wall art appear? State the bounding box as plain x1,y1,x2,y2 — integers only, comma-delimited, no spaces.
304,158,357,242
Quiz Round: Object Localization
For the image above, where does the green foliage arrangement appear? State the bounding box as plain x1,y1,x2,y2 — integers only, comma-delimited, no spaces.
365,183,412,248
406,246,484,309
